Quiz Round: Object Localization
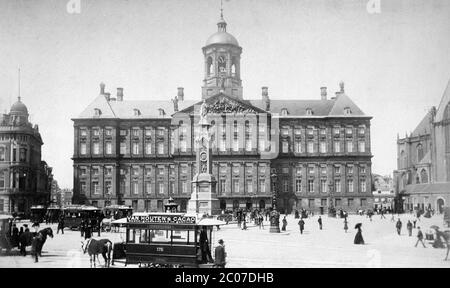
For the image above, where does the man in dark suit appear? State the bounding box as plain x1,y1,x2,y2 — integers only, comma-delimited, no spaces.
214,239,227,268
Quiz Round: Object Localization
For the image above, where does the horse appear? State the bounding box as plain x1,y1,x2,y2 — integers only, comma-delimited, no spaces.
434,229,450,261
81,238,113,268
29,227,53,262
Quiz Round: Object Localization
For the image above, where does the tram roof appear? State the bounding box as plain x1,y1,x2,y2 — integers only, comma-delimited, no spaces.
63,205,101,211
121,212,227,227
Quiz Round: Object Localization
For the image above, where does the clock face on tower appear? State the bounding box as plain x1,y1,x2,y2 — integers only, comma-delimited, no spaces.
218,56,226,73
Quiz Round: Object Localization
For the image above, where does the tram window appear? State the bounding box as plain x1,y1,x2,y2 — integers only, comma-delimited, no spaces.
171,230,189,244
149,230,171,243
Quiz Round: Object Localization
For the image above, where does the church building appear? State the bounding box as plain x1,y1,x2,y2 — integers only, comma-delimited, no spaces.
72,12,373,214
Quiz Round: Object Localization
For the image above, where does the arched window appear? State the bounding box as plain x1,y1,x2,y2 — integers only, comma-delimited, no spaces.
417,144,424,162
306,108,313,116
207,57,213,75
281,108,288,116
420,169,428,183
400,150,406,168
415,175,420,184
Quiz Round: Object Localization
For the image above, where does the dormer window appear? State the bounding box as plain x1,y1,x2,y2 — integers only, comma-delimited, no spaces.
344,107,352,115
281,108,288,116
134,109,141,116
94,108,102,116
158,108,165,116
306,108,313,116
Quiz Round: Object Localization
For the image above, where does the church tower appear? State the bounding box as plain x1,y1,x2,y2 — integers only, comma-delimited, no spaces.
201,9,243,99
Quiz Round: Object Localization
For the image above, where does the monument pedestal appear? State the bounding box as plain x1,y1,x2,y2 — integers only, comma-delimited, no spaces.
188,173,221,216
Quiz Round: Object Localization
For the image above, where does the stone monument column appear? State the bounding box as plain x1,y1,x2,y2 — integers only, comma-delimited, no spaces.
187,100,221,215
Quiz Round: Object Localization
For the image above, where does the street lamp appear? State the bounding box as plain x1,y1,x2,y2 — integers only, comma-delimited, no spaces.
328,180,336,217
269,170,280,233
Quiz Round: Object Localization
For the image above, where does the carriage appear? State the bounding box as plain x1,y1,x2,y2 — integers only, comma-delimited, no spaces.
30,205,47,223
119,212,226,267
0,214,13,253
63,205,103,230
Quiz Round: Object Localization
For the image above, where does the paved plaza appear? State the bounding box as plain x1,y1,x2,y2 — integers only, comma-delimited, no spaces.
0,213,449,268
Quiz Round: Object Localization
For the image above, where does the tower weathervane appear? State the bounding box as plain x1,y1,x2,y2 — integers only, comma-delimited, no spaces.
18,67,21,102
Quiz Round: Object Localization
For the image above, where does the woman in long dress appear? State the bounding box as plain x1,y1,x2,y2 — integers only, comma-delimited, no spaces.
354,223,365,244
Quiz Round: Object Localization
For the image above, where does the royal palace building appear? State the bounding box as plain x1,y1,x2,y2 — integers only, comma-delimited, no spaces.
72,14,373,214
394,79,450,214
0,97,53,215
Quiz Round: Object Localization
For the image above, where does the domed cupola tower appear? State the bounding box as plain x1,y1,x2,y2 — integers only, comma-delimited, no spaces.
9,97,29,125
202,9,243,99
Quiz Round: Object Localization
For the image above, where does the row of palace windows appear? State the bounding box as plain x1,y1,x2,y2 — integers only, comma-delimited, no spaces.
281,126,366,136
80,127,165,138
79,138,367,155
291,178,367,194
78,163,270,177
79,124,366,141
282,140,366,153
80,177,367,197
302,198,368,208
80,178,266,196
0,135,29,142
280,164,366,175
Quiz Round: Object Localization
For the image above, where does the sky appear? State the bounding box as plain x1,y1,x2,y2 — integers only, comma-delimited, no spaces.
0,0,449,189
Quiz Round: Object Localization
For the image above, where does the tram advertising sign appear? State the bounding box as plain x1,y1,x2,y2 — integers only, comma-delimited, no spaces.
127,214,196,225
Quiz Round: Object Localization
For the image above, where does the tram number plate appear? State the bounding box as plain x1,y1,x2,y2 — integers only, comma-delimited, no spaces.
156,247,164,252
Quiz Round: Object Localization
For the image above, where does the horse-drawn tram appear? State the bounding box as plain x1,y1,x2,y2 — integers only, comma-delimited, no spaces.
63,205,103,230
123,212,225,267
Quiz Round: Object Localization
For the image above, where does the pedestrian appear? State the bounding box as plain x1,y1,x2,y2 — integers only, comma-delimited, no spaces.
11,224,19,248
413,220,417,228
354,223,365,245
214,239,227,268
84,219,92,240
380,210,386,219
344,219,348,233
19,228,31,256
298,219,305,235
414,227,426,248
282,216,287,231
396,219,402,235
242,217,247,230
80,218,86,237
407,220,413,237
318,216,323,230
31,222,39,234
391,214,395,222
57,215,65,234
31,233,42,263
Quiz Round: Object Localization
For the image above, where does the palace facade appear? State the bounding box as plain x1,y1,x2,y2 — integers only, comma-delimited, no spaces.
394,79,450,214
72,14,373,213
0,97,53,215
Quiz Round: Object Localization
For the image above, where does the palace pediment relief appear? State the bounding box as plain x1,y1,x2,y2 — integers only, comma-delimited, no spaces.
175,93,266,116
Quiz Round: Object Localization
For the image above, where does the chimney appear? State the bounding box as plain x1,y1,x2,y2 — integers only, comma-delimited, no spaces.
262,87,270,111
117,88,124,101
320,87,327,100
262,86,269,99
100,82,105,95
177,87,184,101
104,93,111,101
339,81,345,93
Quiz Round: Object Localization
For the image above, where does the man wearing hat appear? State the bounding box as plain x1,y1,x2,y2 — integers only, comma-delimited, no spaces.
214,239,227,268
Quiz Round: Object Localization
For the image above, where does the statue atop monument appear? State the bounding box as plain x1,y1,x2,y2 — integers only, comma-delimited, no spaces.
199,99,208,125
